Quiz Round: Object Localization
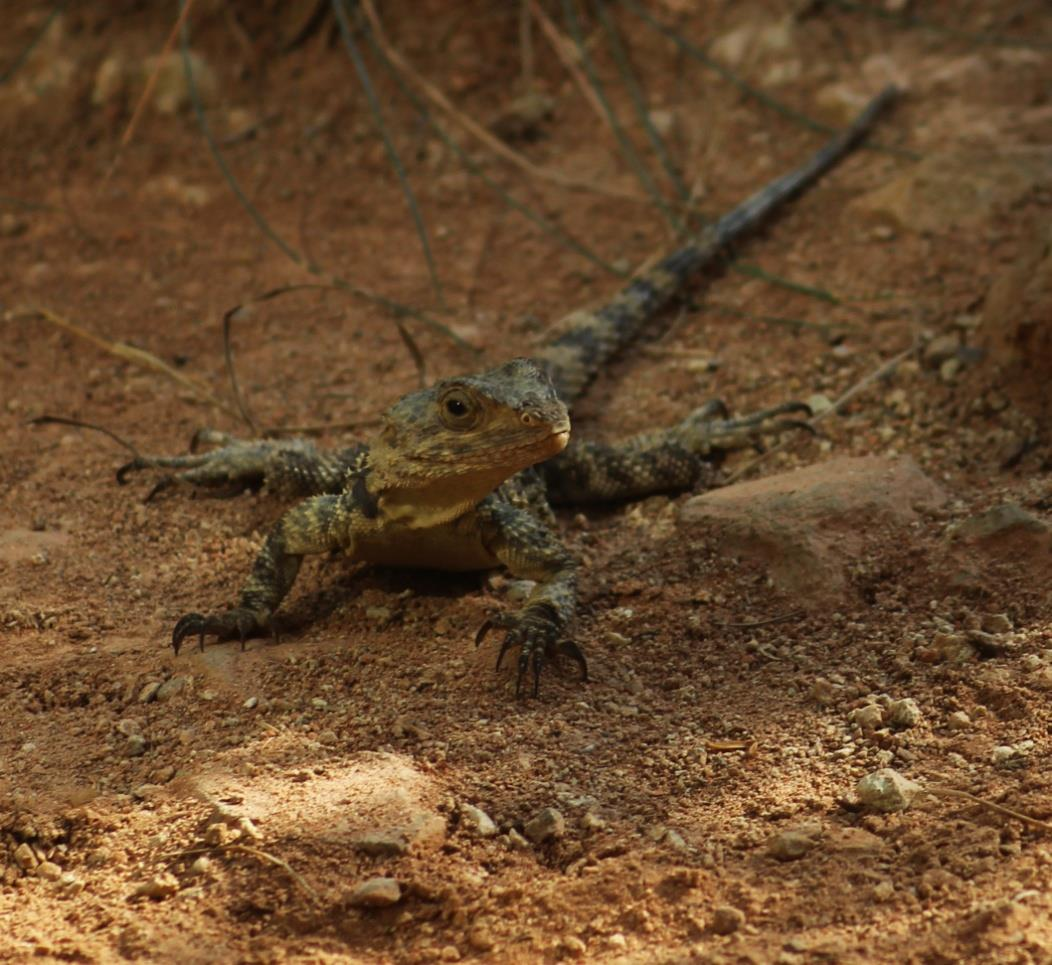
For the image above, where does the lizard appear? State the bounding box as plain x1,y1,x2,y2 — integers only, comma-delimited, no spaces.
118,87,897,696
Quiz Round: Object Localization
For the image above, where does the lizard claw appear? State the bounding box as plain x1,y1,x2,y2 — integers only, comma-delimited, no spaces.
171,608,265,655
476,609,587,697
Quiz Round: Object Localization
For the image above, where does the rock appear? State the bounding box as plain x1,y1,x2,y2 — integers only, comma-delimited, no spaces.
34,860,62,881
138,681,162,703
13,843,38,871
930,630,975,664
0,213,27,237
979,219,1052,421
131,873,179,899
243,696,259,709
981,613,1013,634
664,829,689,853
711,905,746,935
680,457,946,600
857,768,923,812
354,832,408,858
156,675,190,701
852,149,1052,234
124,734,148,757
460,803,498,838
189,856,212,876
115,718,142,737
947,504,1049,543
143,50,217,115
850,704,884,730
766,826,820,861
580,812,606,832
991,741,1033,768
924,333,961,367
348,876,401,907
523,807,565,844
887,698,923,729
560,935,587,956
947,710,972,730
506,828,531,850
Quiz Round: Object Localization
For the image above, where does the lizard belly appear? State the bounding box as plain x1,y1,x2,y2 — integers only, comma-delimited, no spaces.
353,517,499,572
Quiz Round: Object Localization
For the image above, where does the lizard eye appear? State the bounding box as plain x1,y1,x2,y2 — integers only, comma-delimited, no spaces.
439,389,479,429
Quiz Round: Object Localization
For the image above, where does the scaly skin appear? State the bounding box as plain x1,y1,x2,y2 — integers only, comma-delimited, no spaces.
121,89,897,696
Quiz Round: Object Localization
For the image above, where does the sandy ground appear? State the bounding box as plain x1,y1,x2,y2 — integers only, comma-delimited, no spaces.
2,1,1052,962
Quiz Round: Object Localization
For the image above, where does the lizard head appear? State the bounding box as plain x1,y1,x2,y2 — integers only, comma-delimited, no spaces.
369,358,570,525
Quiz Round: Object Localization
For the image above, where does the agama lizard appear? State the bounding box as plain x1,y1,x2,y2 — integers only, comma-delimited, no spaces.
120,88,897,696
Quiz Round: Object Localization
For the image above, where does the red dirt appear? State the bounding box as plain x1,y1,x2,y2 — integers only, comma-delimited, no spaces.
2,2,1052,962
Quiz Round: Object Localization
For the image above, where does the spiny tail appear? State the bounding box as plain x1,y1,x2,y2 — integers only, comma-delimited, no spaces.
534,86,899,404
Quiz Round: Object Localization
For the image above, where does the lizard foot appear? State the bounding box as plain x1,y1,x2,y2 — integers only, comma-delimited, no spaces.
680,400,813,454
117,432,320,501
172,608,272,655
476,608,588,698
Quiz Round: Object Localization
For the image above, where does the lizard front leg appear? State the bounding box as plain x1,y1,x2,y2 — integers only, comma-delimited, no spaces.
172,492,356,653
118,433,368,501
476,500,585,697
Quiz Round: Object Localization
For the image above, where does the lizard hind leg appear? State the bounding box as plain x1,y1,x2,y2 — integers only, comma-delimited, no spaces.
542,398,813,504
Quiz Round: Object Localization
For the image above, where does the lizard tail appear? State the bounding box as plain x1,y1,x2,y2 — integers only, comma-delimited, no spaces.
534,86,899,405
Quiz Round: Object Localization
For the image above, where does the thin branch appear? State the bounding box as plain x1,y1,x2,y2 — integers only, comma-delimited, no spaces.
105,0,198,183
33,306,240,418
175,3,474,356
594,0,690,203
559,0,681,234
722,341,917,485
0,0,68,85
358,0,628,279
358,0,683,207
621,0,918,160
330,0,445,307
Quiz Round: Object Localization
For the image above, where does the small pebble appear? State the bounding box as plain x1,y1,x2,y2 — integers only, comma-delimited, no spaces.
580,812,606,832
711,905,745,935
947,710,971,730
981,613,1013,634
132,873,179,899
608,933,627,949
35,861,62,881
887,697,923,729
857,768,923,812
460,803,498,838
506,829,531,850
348,876,401,907
766,827,818,862
523,807,565,844
243,696,259,709
124,734,148,757
190,856,212,876
850,704,884,730
561,935,587,955
354,832,408,857
138,681,162,703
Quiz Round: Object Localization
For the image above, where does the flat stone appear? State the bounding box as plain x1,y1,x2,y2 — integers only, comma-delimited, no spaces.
348,876,401,908
681,457,946,600
852,149,1052,234
766,826,820,862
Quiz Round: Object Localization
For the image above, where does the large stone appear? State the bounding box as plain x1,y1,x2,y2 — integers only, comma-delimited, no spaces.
680,457,946,599
851,149,1052,234
979,219,1052,420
